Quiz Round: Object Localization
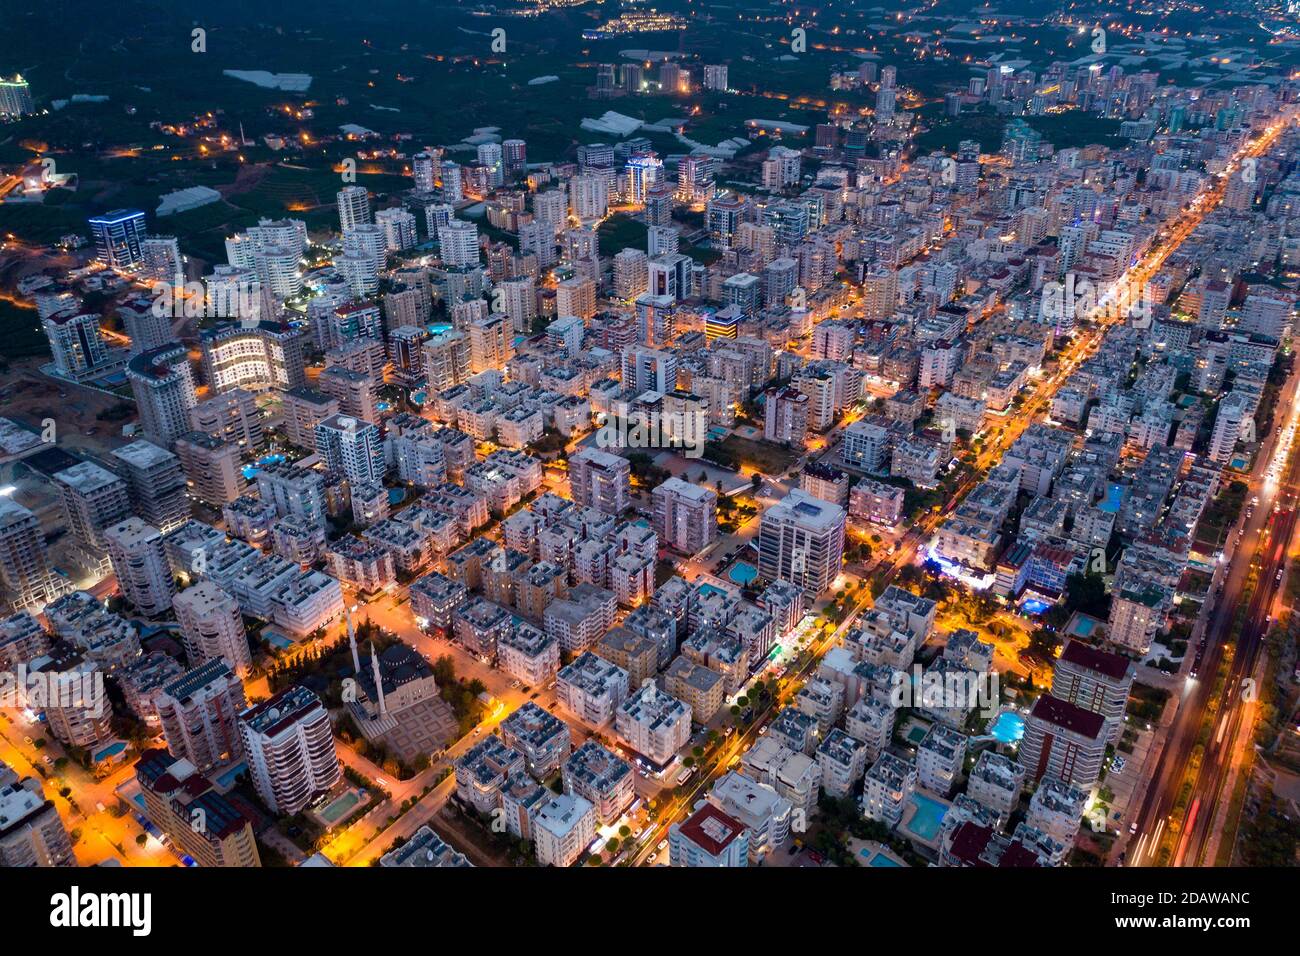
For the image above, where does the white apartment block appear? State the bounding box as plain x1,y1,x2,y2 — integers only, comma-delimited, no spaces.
238,686,340,816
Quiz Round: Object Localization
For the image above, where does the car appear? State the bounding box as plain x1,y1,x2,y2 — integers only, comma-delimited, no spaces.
23,736,31,744
648,851,658,863
1129,821,1139,835
657,839,668,851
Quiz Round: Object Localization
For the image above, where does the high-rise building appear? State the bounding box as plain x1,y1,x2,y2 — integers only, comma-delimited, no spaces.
568,447,630,515
186,392,262,460
105,517,176,618
255,461,327,527
54,461,132,551
533,793,597,867
155,658,247,771
467,312,513,373
238,685,340,815
1208,391,1251,464
757,489,845,597
439,160,464,202
477,142,504,186
128,343,199,447
315,414,385,484
652,476,717,555
701,65,729,92
1050,641,1135,745
423,330,471,390
438,220,480,268
135,749,260,866
110,440,189,533
676,155,715,205
669,802,749,867
174,432,243,507
412,150,437,192
336,185,372,233
173,581,251,675
140,235,184,283
763,387,809,446
375,207,418,251
224,219,307,301
1019,695,1108,788
42,312,113,381
87,209,147,271
0,75,35,118
0,766,75,866
0,499,57,611
621,345,677,395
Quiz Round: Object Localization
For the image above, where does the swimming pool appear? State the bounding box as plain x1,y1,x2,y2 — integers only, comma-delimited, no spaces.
93,741,127,761
316,790,361,825
214,762,247,789
387,488,406,506
697,583,729,599
989,710,1026,745
241,452,287,481
265,632,295,651
1099,483,1124,514
905,794,949,842
859,848,903,867
728,561,758,586
1071,616,1098,638
1020,597,1051,615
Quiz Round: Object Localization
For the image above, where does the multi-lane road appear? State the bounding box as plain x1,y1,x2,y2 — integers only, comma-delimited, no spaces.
1122,117,1297,868
1127,355,1300,867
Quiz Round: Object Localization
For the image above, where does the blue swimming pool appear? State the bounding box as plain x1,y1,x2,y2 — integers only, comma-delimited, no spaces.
1099,483,1124,514
697,583,728,599
427,323,452,336
906,794,949,841
728,561,758,585
214,762,247,789
241,452,287,481
990,711,1026,745
860,848,903,867
93,741,127,761
1020,597,1051,615
388,488,406,506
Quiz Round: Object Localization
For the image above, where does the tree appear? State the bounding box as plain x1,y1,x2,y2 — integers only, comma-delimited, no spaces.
1063,572,1109,618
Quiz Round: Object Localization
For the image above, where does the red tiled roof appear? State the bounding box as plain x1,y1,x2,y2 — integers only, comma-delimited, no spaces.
678,803,746,856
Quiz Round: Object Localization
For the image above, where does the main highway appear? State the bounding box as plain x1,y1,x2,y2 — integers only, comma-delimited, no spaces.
1127,355,1300,867
1122,116,1297,867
